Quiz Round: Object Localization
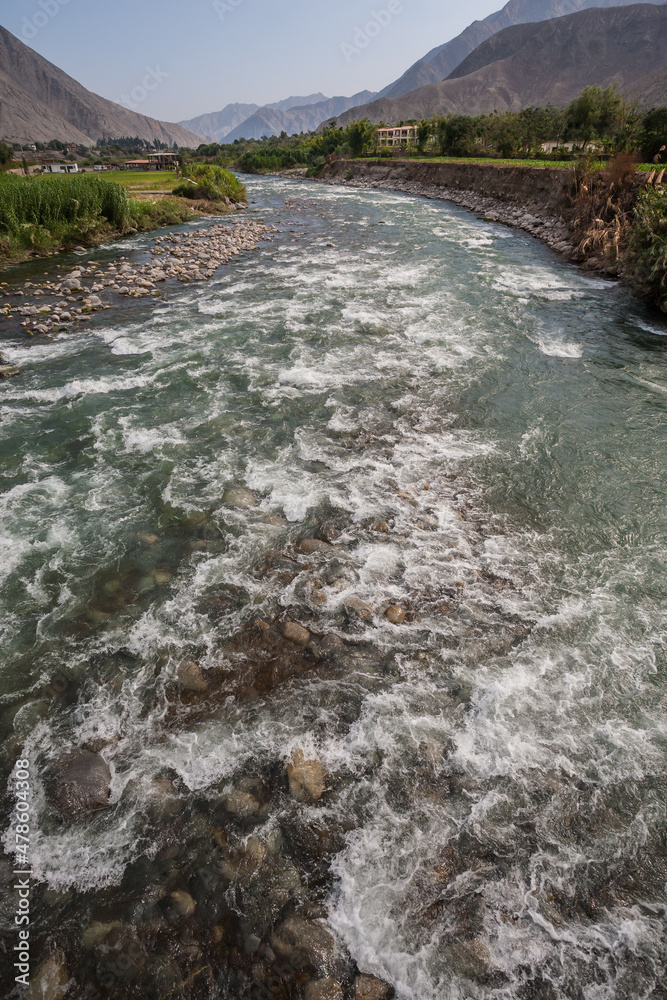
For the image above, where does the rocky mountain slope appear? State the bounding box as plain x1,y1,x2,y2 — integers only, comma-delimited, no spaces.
0,25,207,147
222,92,378,142
334,4,667,125
376,0,666,100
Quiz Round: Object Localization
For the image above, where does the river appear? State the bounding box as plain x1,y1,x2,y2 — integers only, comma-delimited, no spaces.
1,175,666,1000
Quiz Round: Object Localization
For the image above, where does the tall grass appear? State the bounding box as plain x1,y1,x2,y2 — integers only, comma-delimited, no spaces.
0,173,130,238
173,164,246,202
0,173,205,266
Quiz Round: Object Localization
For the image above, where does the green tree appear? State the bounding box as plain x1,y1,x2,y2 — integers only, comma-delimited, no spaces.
0,141,12,166
416,119,432,154
566,85,623,149
640,107,667,162
347,119,375,157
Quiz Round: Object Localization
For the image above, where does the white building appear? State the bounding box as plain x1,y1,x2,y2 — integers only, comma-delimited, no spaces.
44,163,79,174
377,126,419,148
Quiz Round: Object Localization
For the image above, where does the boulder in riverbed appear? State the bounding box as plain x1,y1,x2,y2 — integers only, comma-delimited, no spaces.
287,749,326,803
223,486,258,509
283,621,310,646
26,953,69,1000
354,973,394,999
177,659,208,693
305,978,344,1000
270,915,335,973
51,749,111,815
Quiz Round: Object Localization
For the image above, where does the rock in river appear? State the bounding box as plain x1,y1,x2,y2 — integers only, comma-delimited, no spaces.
283,620,311,645
305,978,344,1000
177,659,208,693
26,953,69,1000
51,749,111,815
287,749,326,803
385,605,406,625
354,973,394,999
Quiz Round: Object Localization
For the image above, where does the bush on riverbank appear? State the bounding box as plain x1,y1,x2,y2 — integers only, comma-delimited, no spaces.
173,164,246,203
625,186,667,311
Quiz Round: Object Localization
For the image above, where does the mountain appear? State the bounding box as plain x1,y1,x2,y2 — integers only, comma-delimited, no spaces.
178,95,334,143
334,4,667,125
0,25,208,147
223,91,378,142
376,0,667,100
266,94,329,112
178,103,260,143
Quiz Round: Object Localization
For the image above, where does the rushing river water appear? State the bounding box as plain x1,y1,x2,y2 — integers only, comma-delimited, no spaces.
1,175,666,1000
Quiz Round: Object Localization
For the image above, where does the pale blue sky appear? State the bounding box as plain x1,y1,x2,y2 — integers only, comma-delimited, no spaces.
5,0,502,122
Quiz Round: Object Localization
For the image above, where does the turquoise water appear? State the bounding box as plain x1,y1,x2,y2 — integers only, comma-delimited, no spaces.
1,176,666,999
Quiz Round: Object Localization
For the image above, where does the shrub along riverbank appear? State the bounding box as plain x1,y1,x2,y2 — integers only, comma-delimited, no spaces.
0,168,247,268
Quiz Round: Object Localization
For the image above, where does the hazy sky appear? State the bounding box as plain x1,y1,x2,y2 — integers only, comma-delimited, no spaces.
5,0,503,122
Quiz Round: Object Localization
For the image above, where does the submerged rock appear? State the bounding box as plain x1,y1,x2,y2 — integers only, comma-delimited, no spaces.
26,953,69,1000
167,889,196,918
223,486,259,509
354,973,394,999
270,915,335,973
177,659,208,693
305,978,344,1000
445,939,491,981
344,597,374,621
287,749,326,803
51,749,111,815
300,538,331,554
283,621,311,646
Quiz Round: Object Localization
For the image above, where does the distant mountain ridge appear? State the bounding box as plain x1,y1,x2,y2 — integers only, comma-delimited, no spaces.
179,94,332,142
376,0,667,100
221,92,378,142
0,25,208,147
333,4,667,126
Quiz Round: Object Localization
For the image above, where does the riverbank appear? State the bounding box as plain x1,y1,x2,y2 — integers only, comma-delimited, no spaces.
0,218,275,340
316,158,651,286
0,169,249,270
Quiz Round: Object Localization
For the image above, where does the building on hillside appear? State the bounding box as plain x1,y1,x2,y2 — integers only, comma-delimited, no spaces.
64,143,78,155
44,162,79,173
121,159,159,171
147,152,179,169
377,126,420,148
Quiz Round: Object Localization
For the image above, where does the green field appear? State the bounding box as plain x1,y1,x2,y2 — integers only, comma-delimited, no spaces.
363,156,656,171
102,170,180,191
